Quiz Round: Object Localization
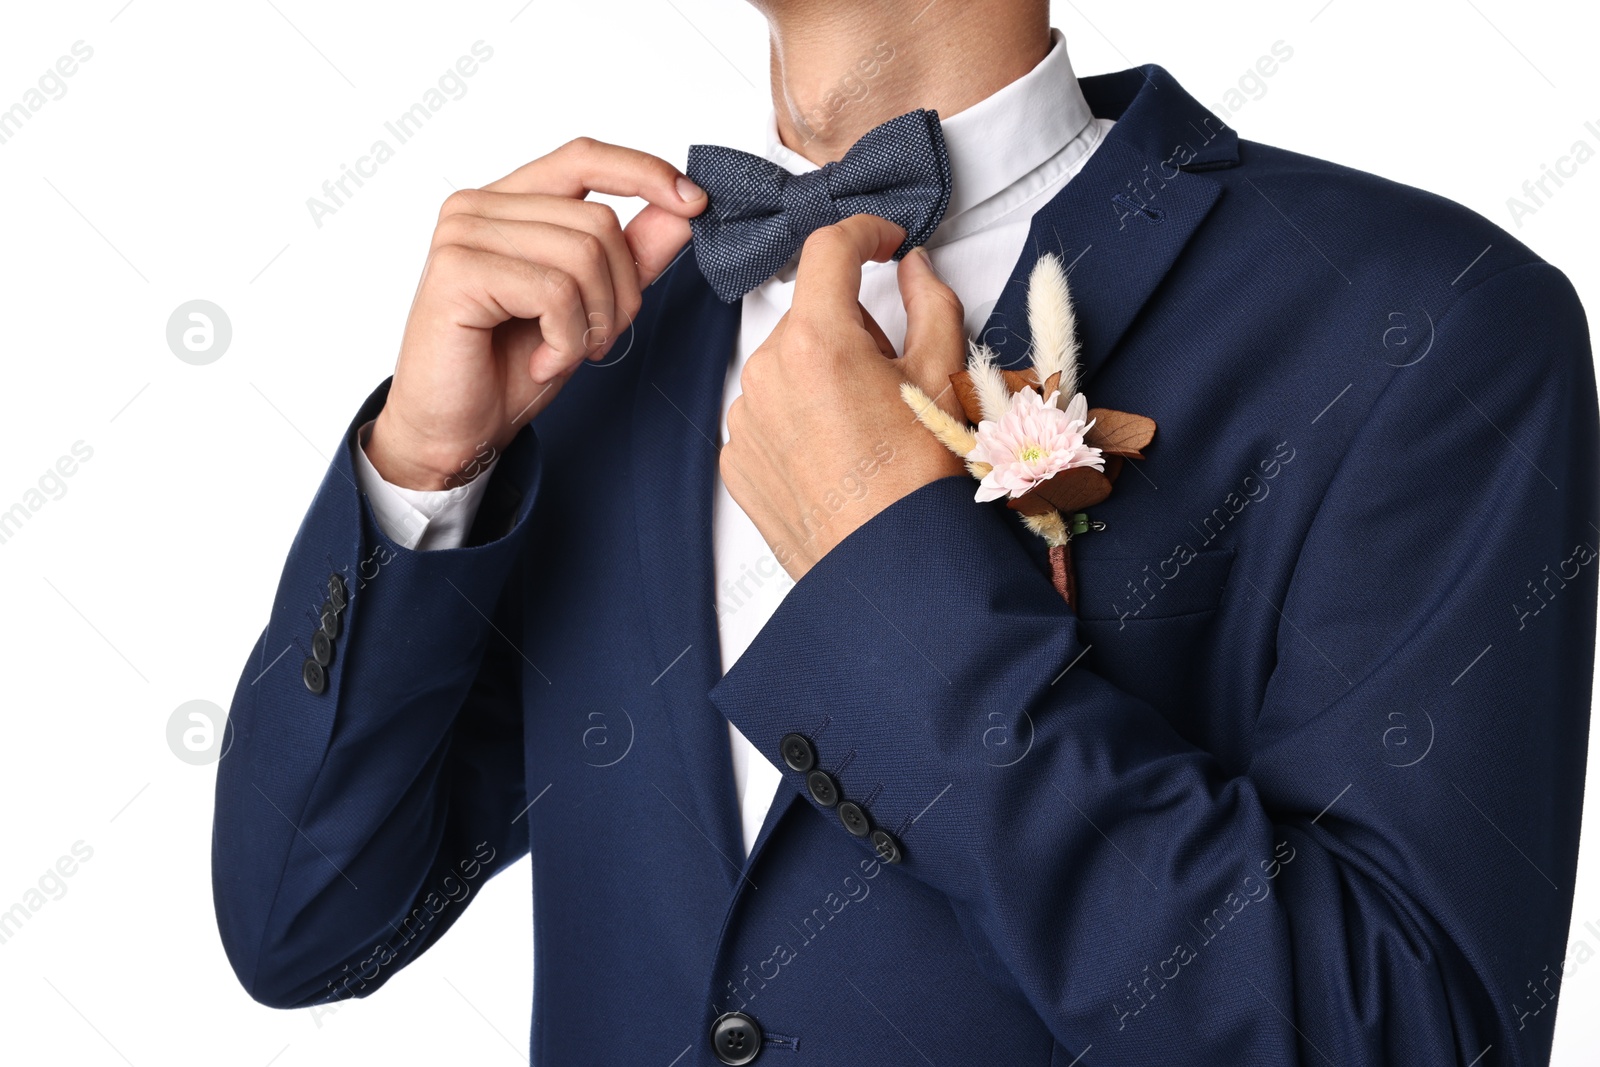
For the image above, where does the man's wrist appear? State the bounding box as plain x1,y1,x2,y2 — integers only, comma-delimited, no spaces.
365,409,495,491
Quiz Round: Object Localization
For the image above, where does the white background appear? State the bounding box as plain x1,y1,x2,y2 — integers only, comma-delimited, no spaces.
0,1,1596,1063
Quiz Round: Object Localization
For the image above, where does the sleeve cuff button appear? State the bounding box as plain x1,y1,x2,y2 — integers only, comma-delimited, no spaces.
780,732,817,773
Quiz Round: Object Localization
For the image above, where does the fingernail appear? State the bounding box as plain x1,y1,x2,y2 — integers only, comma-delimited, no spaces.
676,176,705,202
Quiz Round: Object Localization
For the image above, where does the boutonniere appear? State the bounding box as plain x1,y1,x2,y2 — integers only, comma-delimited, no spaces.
900,253,1156,607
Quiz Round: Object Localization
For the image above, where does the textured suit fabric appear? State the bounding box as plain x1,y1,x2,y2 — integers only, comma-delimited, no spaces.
687,108,953,303
213,64,1598,1067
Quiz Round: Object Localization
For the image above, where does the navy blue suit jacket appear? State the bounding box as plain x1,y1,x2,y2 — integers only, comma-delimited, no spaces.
213,65,1599,1065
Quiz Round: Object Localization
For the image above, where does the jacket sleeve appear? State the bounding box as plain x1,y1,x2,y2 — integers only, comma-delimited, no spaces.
212,377,542,1009
710,262,1598,1066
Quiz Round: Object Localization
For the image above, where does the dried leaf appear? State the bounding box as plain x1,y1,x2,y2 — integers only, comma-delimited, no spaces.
1002,369,1041,394
1013,467,1113,514
1005,491,1058,517
1084,409,1156,458
950,370,985,425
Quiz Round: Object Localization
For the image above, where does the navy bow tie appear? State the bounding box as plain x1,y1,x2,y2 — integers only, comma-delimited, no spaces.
686,109,953,303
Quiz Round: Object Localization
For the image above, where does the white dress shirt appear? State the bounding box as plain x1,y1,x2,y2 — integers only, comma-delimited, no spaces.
353,27,1112,857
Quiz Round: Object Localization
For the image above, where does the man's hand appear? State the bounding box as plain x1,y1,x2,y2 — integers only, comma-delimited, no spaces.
721,214,968,580
366,138,708,490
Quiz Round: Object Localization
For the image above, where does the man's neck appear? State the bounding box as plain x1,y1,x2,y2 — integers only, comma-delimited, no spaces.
761,0,1051,165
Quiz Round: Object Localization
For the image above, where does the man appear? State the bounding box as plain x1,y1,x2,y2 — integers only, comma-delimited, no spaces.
212,1,1598,1064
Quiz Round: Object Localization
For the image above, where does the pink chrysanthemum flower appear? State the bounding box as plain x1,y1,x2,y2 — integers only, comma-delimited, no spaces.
967,389,1104,503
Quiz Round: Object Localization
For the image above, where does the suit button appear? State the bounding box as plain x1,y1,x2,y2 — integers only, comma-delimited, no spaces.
779,733,816,773
302,657,326,694
710,1011,762,1065
837,800,871,838
319,602,341,639
311,630,333,667
871,829,903,864
806,770,839,808
327,573,347,611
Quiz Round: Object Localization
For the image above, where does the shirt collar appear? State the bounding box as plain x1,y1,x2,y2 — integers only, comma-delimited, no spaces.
762,27,1094,225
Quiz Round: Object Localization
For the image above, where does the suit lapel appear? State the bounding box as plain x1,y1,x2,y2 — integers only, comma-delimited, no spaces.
741,786,798,877
630,255,749,885
979,65,1236,384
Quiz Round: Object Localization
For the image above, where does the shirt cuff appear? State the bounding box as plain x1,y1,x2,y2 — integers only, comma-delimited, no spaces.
352,420,500,551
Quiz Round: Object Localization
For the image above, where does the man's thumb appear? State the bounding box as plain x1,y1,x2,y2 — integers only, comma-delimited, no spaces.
898,248,966,417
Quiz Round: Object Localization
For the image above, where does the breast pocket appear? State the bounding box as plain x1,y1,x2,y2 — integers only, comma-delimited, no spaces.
1068,546,1236,714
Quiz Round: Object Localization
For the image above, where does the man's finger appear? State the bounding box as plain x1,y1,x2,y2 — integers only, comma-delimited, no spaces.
424,245,590,365
897,247,967,418
430,216,616,345
435,191,642,328
484,137,707,218
792,214,908,325
859,303,896,358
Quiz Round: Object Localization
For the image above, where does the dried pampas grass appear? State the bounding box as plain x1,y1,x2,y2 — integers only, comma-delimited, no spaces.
1026,253,1079,407
965,340,1012,424
1020,510,1069,547
900,382,978,457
